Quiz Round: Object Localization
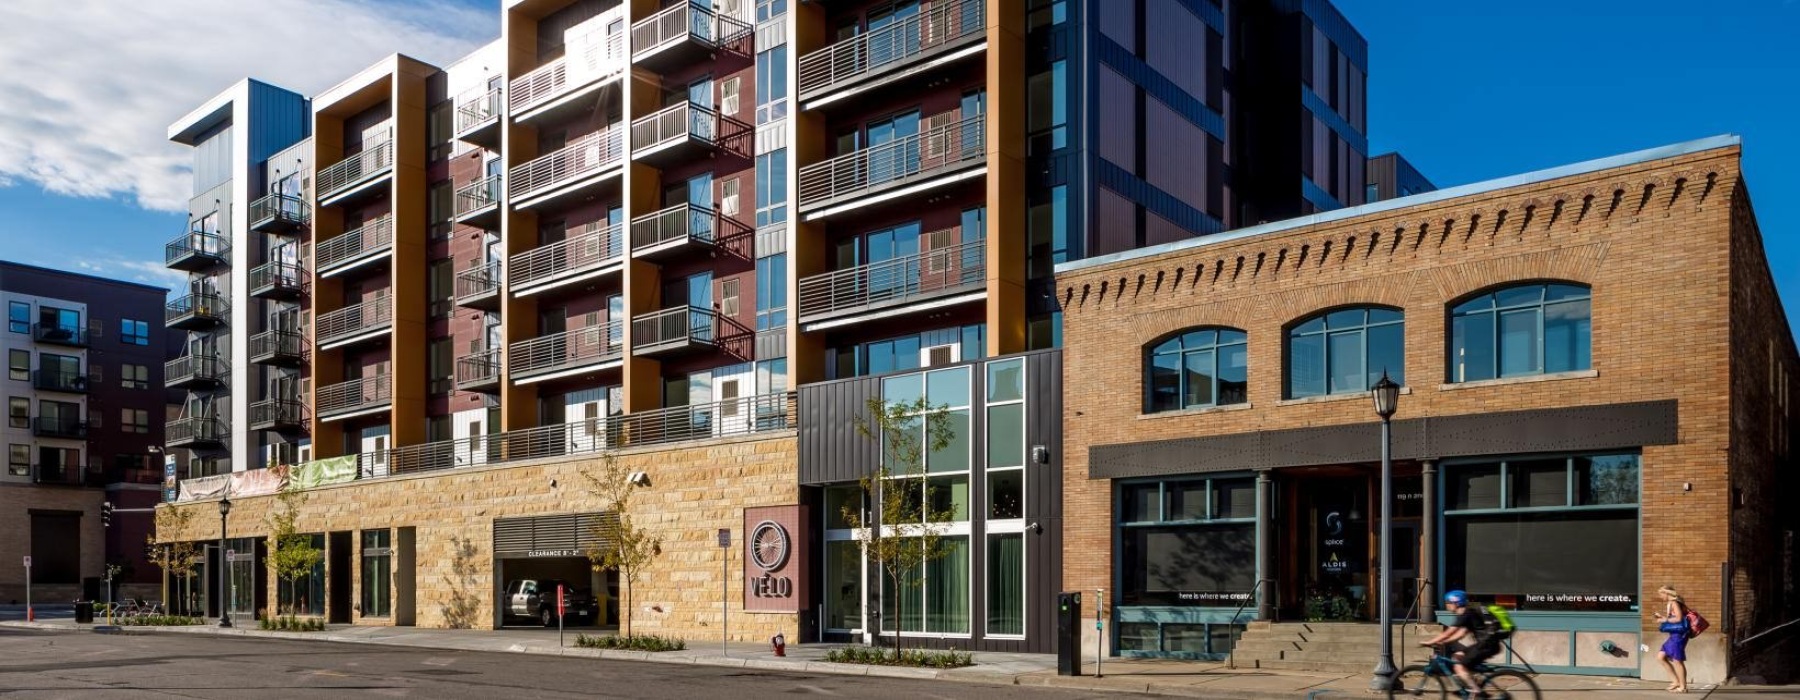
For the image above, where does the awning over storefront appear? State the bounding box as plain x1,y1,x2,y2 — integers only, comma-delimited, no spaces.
493,512,617,560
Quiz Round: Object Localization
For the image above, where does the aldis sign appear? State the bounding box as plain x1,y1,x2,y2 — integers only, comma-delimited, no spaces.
743,505,810,613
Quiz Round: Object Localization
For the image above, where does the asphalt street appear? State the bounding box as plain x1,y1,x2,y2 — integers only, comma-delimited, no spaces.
0,627,1144,699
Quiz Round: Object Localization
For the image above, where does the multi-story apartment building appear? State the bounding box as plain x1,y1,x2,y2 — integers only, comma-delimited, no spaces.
1,262,170,603
1365,151,1435,202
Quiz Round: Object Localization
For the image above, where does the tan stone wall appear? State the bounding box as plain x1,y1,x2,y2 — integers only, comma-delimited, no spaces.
1058,145,1759,682
156,433,801,641
0,483,105,602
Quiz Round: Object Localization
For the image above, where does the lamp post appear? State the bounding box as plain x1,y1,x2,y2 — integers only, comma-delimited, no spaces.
218,497,232,628
1368,372,1401,691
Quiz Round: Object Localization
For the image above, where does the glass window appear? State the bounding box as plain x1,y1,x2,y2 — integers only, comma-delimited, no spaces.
1450,283,1591,382
1575,454,1640,506
755,254,786,331
824,484,860,529
1509,458,1569,508
824,539,862,630
1448,463,1503,511
755,148,788,227
756,0,787,23
986,403,1024,468
122,364,149,390
361,529,392,617
7,302,27,333
1146,328,1248,412
987,358,1024,402
8,444,27,476
8,349,26,381
1286,308,1404,398
8,397,26,428
121,319,150,346
1118,476,1257,606
988,469,1023,519
987,533,1025,636
278,533,326,616
755,45,788,124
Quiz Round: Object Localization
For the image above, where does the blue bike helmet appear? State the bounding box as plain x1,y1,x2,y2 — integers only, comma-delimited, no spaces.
1444,590,1468,606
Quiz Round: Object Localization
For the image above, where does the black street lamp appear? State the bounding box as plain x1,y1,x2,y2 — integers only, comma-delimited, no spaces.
1368,372,1400,691
218,497,232,628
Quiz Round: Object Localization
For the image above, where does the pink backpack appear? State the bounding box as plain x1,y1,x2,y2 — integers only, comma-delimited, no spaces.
1686,608,1710,638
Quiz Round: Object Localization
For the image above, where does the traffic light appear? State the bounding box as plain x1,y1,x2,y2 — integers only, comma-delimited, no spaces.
101,501,113,528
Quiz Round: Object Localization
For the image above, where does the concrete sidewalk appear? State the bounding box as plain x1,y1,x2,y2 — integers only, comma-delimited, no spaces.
0,619,1719,698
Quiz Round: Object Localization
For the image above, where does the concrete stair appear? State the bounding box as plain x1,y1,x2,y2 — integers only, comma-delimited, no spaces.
1227,621,1444,673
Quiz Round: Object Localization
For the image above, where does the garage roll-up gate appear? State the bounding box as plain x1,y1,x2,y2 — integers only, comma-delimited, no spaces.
493,512,617,559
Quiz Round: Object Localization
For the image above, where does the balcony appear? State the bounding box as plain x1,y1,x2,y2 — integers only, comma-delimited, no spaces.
249,329,306,366
511,222,623,297
455,348,501,393
797,0,987,108
31,416,87,439
510,321,624,384
317,137,394,206
454,174,502,229
798,236,985,327
249,193,309,233
316,375,391,421
249,399,308,433
509,26,627,124
248,261,306,300
797,113,986,218
316,296,392,350
165,293,228,330
31,368,87,394
32,462,98,487
315,214,394,277
631,306,715,357
165,231,229,272
629,101,719,168
165,354,227,389
166,416,226,449
31,322,87,348
629,204,716,262
454,263,502,310
454,84,502,149
509,128,623,210
631,2,747,73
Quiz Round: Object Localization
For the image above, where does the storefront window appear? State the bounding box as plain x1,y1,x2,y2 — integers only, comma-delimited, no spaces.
1442,454,1639,611
361,529,392,618
277,534,326,616
1117,477,1257,606
226,537,258,620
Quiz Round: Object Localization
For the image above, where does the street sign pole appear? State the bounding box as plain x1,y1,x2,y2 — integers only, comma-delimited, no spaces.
717,528,730,657
557,583,566,648
1095,588,1105,679
23,556,31,622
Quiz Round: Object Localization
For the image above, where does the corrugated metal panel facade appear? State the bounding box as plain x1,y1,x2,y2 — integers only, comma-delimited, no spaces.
246,81,311,186
492,512,618,558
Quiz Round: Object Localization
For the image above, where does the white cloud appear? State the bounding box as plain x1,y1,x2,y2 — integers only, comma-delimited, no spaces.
60,258,189,292
0,0,495,212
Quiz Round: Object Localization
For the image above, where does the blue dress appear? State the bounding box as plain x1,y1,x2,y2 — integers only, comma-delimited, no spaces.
1660,610,1689,661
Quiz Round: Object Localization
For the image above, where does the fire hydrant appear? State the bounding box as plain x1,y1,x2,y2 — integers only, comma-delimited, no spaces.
771,632,786,657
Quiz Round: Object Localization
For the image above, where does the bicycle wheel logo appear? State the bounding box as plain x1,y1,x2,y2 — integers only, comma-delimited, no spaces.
750,520,789,572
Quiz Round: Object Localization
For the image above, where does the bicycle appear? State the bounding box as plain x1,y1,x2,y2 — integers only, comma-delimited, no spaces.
1388,642,1542,699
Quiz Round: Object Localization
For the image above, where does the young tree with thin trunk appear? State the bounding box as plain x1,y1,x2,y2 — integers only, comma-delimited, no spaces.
148,507,203,615
583,451,661,638
846,396,957,662
267,489,324,616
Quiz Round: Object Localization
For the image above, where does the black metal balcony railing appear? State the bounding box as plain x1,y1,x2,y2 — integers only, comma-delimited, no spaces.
165,293,228,329
454,263,502,308
249,329,306,365
33,462,98,486
316,296,392,347
317,136,394,201
509,322,625,379
165,354,227,387
798,0,986,97
31,322,87,347
166,416,225,447
630,204,715,255
249,261,306,299
249,193,309,232
798,235,985,321
455,348,501,391
509,128,623,202
250,399,308,431
456,174,502,217
31,416,87,439
165,231,229,271
510,222,623,292
631,306,716,355
455,86,502,134
317,375,391,418
31,369,87,393
798,113,986,209
315,214,394,274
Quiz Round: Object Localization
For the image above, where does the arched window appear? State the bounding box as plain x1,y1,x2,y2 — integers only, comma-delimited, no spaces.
1449,283,1591,382
1146,328,1248,412
1286,307,1404,398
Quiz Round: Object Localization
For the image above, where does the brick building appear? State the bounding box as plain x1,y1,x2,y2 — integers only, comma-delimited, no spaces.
1054,136,1799,682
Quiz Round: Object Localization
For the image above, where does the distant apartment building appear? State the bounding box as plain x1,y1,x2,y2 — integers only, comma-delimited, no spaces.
1366,151,1435,202
0,262,170,602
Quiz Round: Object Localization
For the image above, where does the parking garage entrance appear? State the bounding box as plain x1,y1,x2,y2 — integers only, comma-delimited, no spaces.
492,512,618,630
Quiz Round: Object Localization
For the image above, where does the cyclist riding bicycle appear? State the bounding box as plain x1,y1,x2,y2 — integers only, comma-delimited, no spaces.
1421,590,1510,697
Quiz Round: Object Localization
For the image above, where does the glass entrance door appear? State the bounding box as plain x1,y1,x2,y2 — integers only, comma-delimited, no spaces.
1286,475,1370,621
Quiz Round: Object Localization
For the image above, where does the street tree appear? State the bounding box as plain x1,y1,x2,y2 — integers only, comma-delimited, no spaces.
582,451,661,638
148,507,204,615
266,489,324,616
846,395,957,661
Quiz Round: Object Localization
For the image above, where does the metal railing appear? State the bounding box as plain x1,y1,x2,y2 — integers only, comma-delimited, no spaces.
509,128,623,201
31,322,87,347
165,354,227,385
509,321,625,377
798,113,985,208
511,221,623,289
798,235,984,319
630,203,715,252
1225,578,1276,670
315,214,394,272
31,369,86,393
317,375,391,416
249,261,306,295
456,174,501,217
630,101,718,152
798,0,985,96
509,29,627,115
455,348,501,388
631,306,716,352
165,293,227,326
166,416,225,445
250,399,308,429
317,137,394,200
455,263,502,301
164,231,229,267
32,461,97,486
250,329,306,363
249,193,309,229
316,296,392,346
31,416,87,439
455,85,502,133
631,2,717,58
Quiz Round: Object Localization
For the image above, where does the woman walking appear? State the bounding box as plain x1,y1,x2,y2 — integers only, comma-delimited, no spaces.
1650,585,1690,693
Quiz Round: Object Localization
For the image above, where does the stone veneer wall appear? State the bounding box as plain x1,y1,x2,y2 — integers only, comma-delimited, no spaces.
156,432,800,640
0,484,104,602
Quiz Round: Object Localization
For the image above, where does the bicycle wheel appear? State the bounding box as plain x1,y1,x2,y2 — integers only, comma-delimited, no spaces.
1388,665,1448,699
1479,669,1541,700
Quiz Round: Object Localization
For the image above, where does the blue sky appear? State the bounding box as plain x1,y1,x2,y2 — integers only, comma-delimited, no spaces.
0,0,1792,336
